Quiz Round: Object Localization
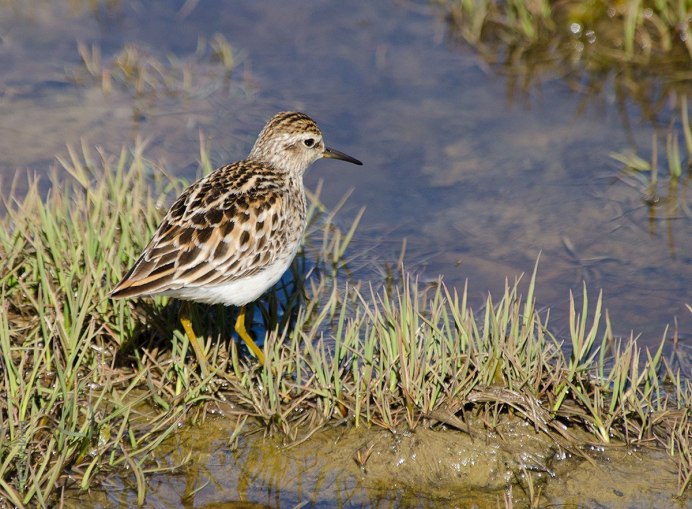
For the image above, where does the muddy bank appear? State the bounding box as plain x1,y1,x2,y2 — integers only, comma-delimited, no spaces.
72,414,683,508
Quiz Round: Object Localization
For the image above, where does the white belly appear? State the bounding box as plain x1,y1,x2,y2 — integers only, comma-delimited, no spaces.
162,255,294,307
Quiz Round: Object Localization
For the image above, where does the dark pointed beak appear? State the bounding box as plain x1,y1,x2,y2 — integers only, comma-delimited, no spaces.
323,146,363,165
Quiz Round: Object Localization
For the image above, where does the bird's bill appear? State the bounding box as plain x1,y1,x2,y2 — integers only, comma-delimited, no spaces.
323,147,363,166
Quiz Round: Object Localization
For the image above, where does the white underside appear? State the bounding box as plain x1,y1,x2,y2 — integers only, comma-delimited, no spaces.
161,255,294,307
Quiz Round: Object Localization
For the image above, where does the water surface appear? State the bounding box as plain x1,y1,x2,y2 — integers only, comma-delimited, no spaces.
1,1,688,345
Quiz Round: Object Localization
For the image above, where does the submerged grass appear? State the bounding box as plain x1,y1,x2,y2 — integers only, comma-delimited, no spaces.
0,140,690,506
610,94,691,250
68,33,244,121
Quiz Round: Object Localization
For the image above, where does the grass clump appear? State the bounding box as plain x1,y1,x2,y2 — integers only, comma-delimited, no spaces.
439,0,691,113
0,140,690,506
0,141,192,507
443,0,691,57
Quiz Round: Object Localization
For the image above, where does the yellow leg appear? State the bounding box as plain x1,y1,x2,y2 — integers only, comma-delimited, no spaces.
235,305,265,366
179,301,210,377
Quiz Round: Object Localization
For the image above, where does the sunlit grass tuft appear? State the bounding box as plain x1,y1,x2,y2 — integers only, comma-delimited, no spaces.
0,139,690,505
0,140,189,506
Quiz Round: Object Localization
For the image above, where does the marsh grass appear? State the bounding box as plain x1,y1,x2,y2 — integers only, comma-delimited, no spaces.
444,0,691,55
440,0,691,114
0,140,690,506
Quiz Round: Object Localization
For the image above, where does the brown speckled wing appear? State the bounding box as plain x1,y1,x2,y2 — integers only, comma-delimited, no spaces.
110,161,295,299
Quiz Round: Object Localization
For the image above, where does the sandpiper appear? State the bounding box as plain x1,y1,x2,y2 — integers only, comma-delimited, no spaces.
110,111,362,376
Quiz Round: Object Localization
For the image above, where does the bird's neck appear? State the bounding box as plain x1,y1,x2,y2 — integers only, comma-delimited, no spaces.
248,154,309,179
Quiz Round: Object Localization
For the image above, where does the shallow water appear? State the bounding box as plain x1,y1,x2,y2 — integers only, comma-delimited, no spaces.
0,1,690,505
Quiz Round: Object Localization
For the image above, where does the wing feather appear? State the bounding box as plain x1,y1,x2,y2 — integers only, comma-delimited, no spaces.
109,161,300,300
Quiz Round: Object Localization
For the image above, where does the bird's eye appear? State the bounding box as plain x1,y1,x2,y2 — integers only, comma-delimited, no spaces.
303,138,315,148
